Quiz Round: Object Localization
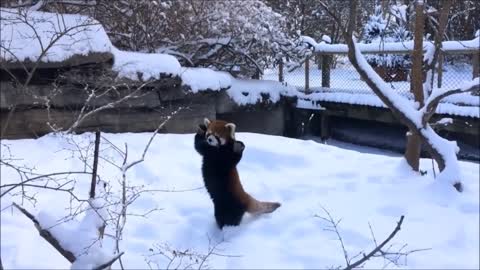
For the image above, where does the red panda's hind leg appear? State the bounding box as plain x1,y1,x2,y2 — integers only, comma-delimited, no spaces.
246,198,281,215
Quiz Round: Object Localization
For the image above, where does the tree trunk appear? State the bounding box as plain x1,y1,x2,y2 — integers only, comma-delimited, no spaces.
404,0,425,171
405,132,421,171
342,0,462,192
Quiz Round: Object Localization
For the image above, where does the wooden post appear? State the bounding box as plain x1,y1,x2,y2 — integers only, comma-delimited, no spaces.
305,56,310,93
278,61,284,82
473,51,480,79
320,111,330,141
437,51,443,88
253,70,260,79
322,54,331,88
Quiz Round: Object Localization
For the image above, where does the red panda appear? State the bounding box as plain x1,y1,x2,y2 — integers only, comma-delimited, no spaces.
194,118,281,229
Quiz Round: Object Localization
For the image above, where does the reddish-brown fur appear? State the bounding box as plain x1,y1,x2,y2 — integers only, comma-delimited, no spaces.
205,119,281,216
205,119,234,142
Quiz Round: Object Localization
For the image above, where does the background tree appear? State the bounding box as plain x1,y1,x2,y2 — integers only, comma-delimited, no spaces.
5,0,308,78
318,0,479,192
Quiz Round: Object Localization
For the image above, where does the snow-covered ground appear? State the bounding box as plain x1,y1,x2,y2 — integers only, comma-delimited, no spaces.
1,132,479,269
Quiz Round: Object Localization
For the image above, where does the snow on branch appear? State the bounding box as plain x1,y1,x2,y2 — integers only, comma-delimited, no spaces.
423,78,480,121
301,36,480,54
10,132,123,269
13,178,122,269
12,202,76,263
349,40,423,128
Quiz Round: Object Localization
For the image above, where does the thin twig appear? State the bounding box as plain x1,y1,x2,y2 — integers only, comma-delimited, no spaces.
346,216,405,270
315,206,350,267
93,252,125,270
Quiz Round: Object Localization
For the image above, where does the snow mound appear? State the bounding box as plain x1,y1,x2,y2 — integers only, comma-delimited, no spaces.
180,68,300,105
180,68,232,92
112,48,181,80
0,8,112,63
227,79,298,105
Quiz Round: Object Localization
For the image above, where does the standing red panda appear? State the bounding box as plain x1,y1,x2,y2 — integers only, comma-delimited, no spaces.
194,118,281,229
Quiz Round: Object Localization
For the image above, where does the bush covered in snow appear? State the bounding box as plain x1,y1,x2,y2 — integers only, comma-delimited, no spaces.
361,4,412,69
29,0,308,78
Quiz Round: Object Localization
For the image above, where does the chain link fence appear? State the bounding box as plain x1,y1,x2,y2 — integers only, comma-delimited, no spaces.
264,52,477,104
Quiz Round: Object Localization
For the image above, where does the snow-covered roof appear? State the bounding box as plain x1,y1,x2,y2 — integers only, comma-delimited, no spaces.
0,8,296,106
179,67,297,105
0,8,182,77
112,48,181,80
0,8,113,66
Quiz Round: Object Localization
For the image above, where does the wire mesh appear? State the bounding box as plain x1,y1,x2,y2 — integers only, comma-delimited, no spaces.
264,53,475,103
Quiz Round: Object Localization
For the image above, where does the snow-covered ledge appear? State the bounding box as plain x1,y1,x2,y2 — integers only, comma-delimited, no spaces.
301,35,480,54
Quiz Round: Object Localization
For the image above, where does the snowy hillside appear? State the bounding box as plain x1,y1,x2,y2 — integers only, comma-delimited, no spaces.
1,133,478,269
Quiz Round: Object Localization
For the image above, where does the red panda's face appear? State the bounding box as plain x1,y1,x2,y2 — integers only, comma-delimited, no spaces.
204,118,236,147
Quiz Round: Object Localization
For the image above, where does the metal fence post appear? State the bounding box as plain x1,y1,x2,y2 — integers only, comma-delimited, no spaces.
278,60,284,82
473,51,480,79
305,55,310,93
322,54,331,88
437,51,443,88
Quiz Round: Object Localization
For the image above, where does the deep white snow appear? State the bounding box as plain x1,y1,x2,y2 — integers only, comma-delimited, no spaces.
112,49,182,80
180,68,232,92
0,8,111,63
1,132,478,269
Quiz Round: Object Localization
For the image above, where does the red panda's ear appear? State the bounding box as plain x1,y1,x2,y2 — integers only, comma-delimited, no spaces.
204,118,211,127
225,123,236,139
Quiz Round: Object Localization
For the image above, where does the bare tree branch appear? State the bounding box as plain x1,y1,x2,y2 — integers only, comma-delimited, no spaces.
122,107,184,171
315,206,350,267
316,206,427,270
0,8,101,137
12,202,76,263
423,81,480,122
346,216,405,270
93,252,125,270
0,170,91,198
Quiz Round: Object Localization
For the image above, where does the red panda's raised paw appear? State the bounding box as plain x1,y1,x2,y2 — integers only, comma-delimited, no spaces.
233,141,245,153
